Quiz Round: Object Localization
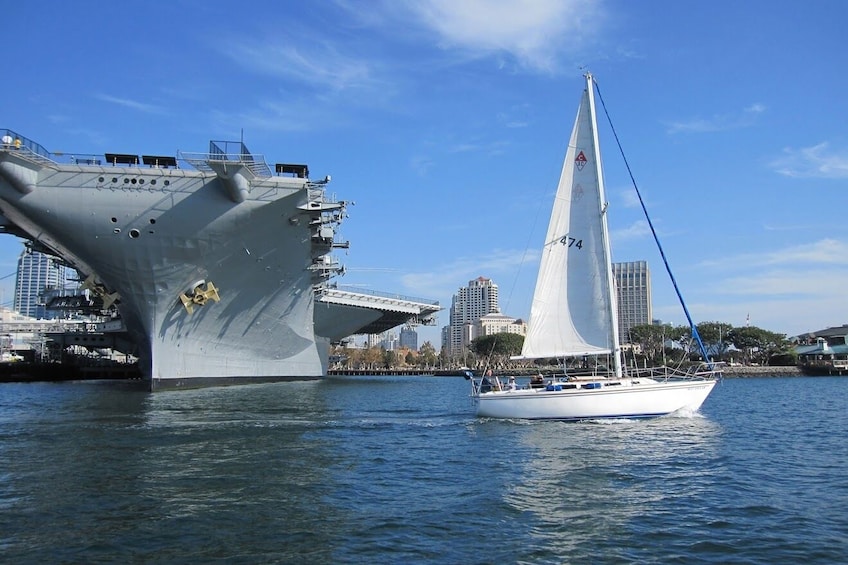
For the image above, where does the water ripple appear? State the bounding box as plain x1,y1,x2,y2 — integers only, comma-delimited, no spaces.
0,376,847,563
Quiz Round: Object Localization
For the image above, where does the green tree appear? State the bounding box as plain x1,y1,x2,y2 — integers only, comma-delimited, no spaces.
470,333,524,360
419,341,437,368
727,325,790,365
695,321,734,359
363,346,382,369
628,323,672,363
382,349,396,369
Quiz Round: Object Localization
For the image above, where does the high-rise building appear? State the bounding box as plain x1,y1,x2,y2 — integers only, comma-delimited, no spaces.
613,260,652,344
13,249,66,319
442,276,504,355
399,325,418,350
366,333,381,349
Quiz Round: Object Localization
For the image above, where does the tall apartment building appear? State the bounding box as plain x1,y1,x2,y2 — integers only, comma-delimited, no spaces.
399,325,418,351
442,276,502,356
13,249,66,319
613,260,652,344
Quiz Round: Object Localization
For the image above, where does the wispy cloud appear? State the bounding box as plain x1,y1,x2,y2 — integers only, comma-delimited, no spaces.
619,187,643,208
716,268,848,298
400,248,538,298
95,94,167,115
447,139,510,155
410,155,435,176
497,107,531,129
611,220,650,242
209,98,354,133
400,0,604,73
700,238,848,270
769,142,848,178
665,103,765,134
224,37,383,94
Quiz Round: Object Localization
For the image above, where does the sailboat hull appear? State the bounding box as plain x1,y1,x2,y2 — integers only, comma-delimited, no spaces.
475,379,716,421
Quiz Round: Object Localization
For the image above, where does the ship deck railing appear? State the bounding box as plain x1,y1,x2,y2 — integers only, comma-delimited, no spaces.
1,128,61,168
319,284,441,308
2,128,278,178
179,140,272,178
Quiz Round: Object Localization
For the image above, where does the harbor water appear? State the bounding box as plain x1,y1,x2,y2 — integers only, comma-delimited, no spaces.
0,375,846,564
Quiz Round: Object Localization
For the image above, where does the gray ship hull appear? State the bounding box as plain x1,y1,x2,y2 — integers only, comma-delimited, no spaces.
0,135,348,389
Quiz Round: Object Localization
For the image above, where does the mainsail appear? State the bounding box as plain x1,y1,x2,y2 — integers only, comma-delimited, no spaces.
519,80,621,364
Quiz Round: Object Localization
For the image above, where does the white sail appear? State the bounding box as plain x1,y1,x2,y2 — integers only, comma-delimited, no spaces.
520,79,620,361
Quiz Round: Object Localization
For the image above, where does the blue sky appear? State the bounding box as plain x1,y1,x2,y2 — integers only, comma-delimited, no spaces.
2,0,847,349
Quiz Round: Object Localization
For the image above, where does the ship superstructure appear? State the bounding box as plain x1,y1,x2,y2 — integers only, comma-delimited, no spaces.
0,130,379,389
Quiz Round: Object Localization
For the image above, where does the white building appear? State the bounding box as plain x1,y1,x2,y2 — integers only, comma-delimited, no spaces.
442,277,525,356
476,312,527,338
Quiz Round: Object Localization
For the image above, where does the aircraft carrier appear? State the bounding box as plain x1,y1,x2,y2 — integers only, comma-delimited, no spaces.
0,129,438,390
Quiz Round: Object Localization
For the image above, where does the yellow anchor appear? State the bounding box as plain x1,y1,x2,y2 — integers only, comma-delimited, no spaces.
179,282,220,314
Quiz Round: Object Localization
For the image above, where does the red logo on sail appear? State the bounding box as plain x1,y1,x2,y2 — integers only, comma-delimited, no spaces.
575,150,588,171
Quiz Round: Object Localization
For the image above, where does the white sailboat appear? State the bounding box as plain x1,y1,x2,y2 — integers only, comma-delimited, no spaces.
470,74,720,420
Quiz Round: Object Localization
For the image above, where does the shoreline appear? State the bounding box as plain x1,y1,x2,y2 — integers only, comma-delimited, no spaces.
0,363,821,384
721,365,803,377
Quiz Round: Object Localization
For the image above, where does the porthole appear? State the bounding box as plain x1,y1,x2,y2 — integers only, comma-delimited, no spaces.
114,228,121,234
139,179,145,185
124,178,129,184
131,178,137,185
98,177,104,182
149,218,156,224
111,217,117,223
164,180,170,186
150,179,157,185
112,177,118,183
129,229,140,239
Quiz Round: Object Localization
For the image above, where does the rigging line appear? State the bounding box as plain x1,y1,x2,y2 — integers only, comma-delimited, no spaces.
592,78,712,366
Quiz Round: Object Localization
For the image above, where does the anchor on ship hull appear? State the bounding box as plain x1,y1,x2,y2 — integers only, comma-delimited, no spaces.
179,281,220,315
81,274,120,310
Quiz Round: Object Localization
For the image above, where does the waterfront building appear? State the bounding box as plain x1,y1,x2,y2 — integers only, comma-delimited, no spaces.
13,249,66,319
442,276,527,356
442,277,500,356
476,312,526,338
613,260,652,344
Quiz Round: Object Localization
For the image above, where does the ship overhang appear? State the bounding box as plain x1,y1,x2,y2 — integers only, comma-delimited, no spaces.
314,287,440,340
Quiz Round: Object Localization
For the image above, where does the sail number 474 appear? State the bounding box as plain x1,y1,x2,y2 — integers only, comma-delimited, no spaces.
559,235,583,249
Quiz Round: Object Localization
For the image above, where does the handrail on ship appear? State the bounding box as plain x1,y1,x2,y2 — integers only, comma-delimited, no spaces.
1,128,55,164
322,284,441,307
1,128,277,177
178,139,272,178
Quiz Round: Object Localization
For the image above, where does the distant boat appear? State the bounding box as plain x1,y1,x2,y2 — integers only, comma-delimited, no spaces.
469,73,720,420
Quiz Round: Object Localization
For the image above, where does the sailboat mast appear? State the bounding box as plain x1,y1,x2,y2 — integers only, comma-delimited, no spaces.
585,73,623,379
